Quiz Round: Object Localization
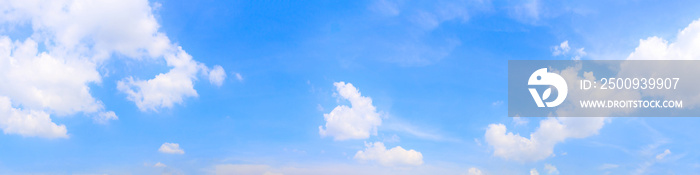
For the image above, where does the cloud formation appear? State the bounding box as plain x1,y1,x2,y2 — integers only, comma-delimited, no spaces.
0,0,225,137
485,116,606,162
0,96,67,138
552,40,586,60
354,142,423,167
544,163,559,174
319,82,382,140
158,142,185,154
208,65,227,86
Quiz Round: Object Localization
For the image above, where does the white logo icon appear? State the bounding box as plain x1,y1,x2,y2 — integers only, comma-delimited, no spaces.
528,68,567,107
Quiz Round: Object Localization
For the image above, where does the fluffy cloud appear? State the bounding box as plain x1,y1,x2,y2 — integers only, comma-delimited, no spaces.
94,111,118,124
158,142,185,154
0,96,67,138
208,65,227,86
0,0,224,136
486,16,700,165
0,36,84,138
626,18,700,61
620,18,700,109
544,164,559,174
551,41,570,56
0,37,104,115
117,47,205,112
319,82,382,140
485,116,606,162
485,64,624,162
354,142,423,167
551,40,586,60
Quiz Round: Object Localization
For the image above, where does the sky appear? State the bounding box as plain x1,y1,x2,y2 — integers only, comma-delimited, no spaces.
1,0,700,174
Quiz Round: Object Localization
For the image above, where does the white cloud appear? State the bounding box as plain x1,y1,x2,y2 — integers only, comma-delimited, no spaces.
0,37,104,116
621,18,700,109
551,40,586,60
213,164,283,175
354,142,423,167
466,167,483,175
485,116,606,162
0,96,67,138
0,0,224,137
484,63,631,162
530,168,539,175
544,164,559,174
552,41,570,56
94,111,118,124
159,142,185,154
626,18,700,61
154,162,167,168
655,149,671,160
117,47,206,112
0,36,101,137
208,65,226,86
319,82,382,140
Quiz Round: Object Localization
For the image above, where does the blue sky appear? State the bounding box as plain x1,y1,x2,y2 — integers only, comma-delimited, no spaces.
1,0,700,174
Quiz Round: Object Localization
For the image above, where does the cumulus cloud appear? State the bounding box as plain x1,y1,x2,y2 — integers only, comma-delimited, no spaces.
485,63,631,162
159,142,185,154
626,18,700,61
319,82,382,140
544,164,559,174
354,142,423,167
621,18,700,109
0,0,224,137
552,41,570,56
117,47,204,112
94,111,118,124
485,116,606,162
0,96,68,138
208,65,227,86
552,40,586,60
0,36,102,137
